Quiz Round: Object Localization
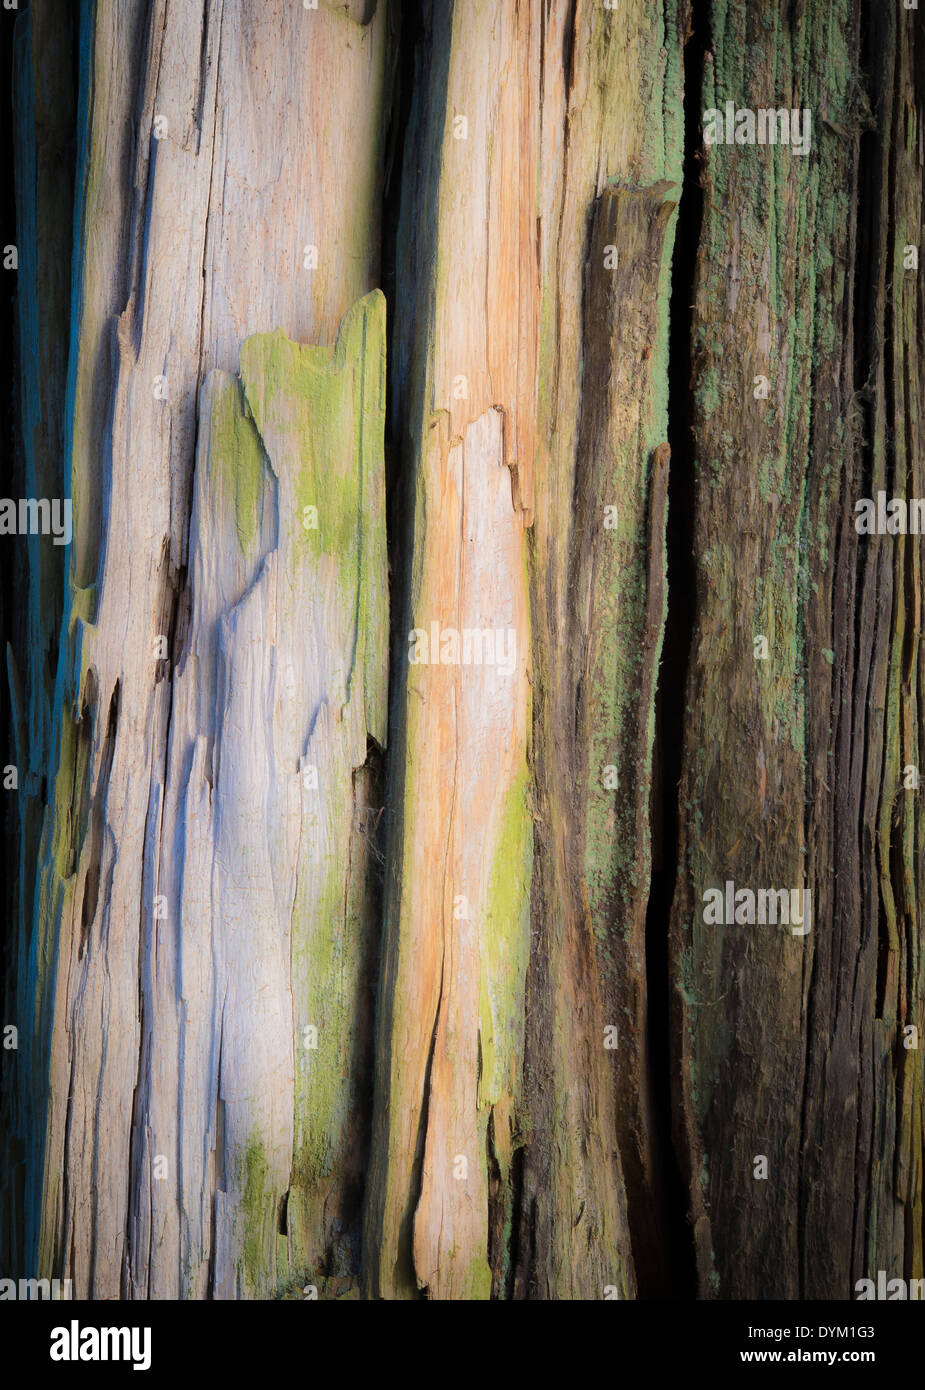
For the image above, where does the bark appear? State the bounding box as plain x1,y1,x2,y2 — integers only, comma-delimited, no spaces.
8,0,390,1298
1,0,923,1304
670,0,925,1300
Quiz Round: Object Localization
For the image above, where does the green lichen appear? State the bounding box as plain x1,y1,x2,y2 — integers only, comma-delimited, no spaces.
239,292,388,747
238,1136,273,1297
478,760,532,1112
206,373,267,560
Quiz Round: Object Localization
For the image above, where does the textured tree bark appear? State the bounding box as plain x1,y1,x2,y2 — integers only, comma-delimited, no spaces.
8,0,391,1299
670,0,925,1300
363,0,685,1301
2,0,923,1305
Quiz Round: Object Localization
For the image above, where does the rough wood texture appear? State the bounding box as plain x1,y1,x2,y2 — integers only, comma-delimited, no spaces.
2,0,923,1304
363,0,537,1301
362,0,685,1302
18,0,390,1298
515,3,685,1299
670,0,925,1299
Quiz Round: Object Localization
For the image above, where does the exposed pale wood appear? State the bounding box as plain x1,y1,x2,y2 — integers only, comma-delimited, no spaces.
363,0,537,1300
23,0,390,1298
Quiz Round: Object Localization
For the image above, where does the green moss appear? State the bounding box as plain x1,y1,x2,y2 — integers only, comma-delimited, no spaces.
238,292,388,743
290,837,355,1194
238,1136,273,1297
464,1255,493,1301
478,760,532,1112
206,374,267,559
241,331,358,567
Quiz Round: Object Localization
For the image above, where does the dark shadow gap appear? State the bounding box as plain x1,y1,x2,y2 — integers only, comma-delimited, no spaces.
641,0,711,1301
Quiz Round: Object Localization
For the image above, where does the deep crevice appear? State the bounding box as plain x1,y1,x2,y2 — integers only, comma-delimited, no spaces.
78,678,119,958
505,1139,526,1300
364,0,434,1299
852,0,891,1020
562,0,578,109
642,0,711,1301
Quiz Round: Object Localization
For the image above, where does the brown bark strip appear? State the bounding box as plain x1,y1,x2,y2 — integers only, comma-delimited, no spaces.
517,174,677,1298
670,0,925,1300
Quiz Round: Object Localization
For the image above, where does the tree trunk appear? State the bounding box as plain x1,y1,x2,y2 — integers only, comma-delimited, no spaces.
1,0,922,1303
670,0,925,1300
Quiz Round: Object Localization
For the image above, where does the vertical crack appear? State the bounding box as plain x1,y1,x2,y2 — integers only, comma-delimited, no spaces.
642,0,712,1300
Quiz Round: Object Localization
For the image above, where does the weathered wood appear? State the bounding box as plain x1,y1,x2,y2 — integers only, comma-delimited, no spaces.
363,0,537,1301
2,0,922,1305
669,0,925,1299
362,0,685,1303
18,0,391,1298
515,2,685,1299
